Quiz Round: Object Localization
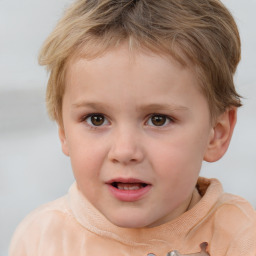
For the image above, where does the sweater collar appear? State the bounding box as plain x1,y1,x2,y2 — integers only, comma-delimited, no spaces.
68,177,223,246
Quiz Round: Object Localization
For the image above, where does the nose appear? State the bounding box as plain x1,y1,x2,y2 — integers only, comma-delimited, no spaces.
108,127,144,165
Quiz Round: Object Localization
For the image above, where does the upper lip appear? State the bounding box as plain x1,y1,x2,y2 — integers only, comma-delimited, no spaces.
106,177,151,185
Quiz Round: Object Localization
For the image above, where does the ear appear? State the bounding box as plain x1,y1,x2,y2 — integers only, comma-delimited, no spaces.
58,126,70,156
203,108,237,162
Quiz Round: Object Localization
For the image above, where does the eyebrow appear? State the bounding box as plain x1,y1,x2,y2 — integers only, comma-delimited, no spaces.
72,101,109,109
72,101,188,112
138,103,188,112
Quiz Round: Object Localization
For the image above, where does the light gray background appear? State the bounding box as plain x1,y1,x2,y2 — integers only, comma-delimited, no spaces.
0,0,256,255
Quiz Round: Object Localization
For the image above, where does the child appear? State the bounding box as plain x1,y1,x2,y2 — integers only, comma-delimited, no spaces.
9,0,256,255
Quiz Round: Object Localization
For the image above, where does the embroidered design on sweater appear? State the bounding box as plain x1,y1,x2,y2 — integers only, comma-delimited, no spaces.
147,242,210,256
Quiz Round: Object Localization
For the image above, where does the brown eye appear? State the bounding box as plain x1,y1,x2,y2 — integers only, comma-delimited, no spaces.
86,114,107,126
148,115,171,127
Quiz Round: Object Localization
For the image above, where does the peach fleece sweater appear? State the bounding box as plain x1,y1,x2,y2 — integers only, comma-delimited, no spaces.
9,178,256,256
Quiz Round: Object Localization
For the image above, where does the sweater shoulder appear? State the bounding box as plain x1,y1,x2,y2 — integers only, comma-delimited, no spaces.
216,192,256,221
9,196,78,256
210,193,256,255
17,195,71,228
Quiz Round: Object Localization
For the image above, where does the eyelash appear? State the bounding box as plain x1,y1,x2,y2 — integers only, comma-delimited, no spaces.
81,113,174,128
82,113,110,129
146,114,174,127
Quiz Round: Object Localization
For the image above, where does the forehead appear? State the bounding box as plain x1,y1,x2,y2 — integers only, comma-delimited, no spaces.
65,44,197,91
66,42,197,82
64,39,205,102
64,44,209,115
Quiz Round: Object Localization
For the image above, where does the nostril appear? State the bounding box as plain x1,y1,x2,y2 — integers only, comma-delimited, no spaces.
112,159,119,164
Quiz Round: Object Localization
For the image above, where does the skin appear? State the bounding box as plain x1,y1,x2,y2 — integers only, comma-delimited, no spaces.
59,44,237,228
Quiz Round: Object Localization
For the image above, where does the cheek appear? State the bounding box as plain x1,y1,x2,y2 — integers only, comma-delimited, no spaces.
67,135,107,179
69,144,105,200
153,138,203,202
151,139,202,167
148,131,208,178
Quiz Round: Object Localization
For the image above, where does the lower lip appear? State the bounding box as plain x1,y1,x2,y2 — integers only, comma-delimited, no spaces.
107,184,152,202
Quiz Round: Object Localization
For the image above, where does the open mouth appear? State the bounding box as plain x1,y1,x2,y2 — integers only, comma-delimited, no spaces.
111,182,148,191
107,179,151,201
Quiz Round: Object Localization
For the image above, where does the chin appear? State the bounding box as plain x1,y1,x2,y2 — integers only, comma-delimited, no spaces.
108,214,150,229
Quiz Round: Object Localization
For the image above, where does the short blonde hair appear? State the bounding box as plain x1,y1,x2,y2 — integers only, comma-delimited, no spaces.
39,0,242,125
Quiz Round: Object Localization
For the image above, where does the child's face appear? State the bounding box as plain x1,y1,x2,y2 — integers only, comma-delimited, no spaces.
60,44,214,228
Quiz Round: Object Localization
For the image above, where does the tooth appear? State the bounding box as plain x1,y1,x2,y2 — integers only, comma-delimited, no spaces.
117,184,142,190
117,184,124,190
